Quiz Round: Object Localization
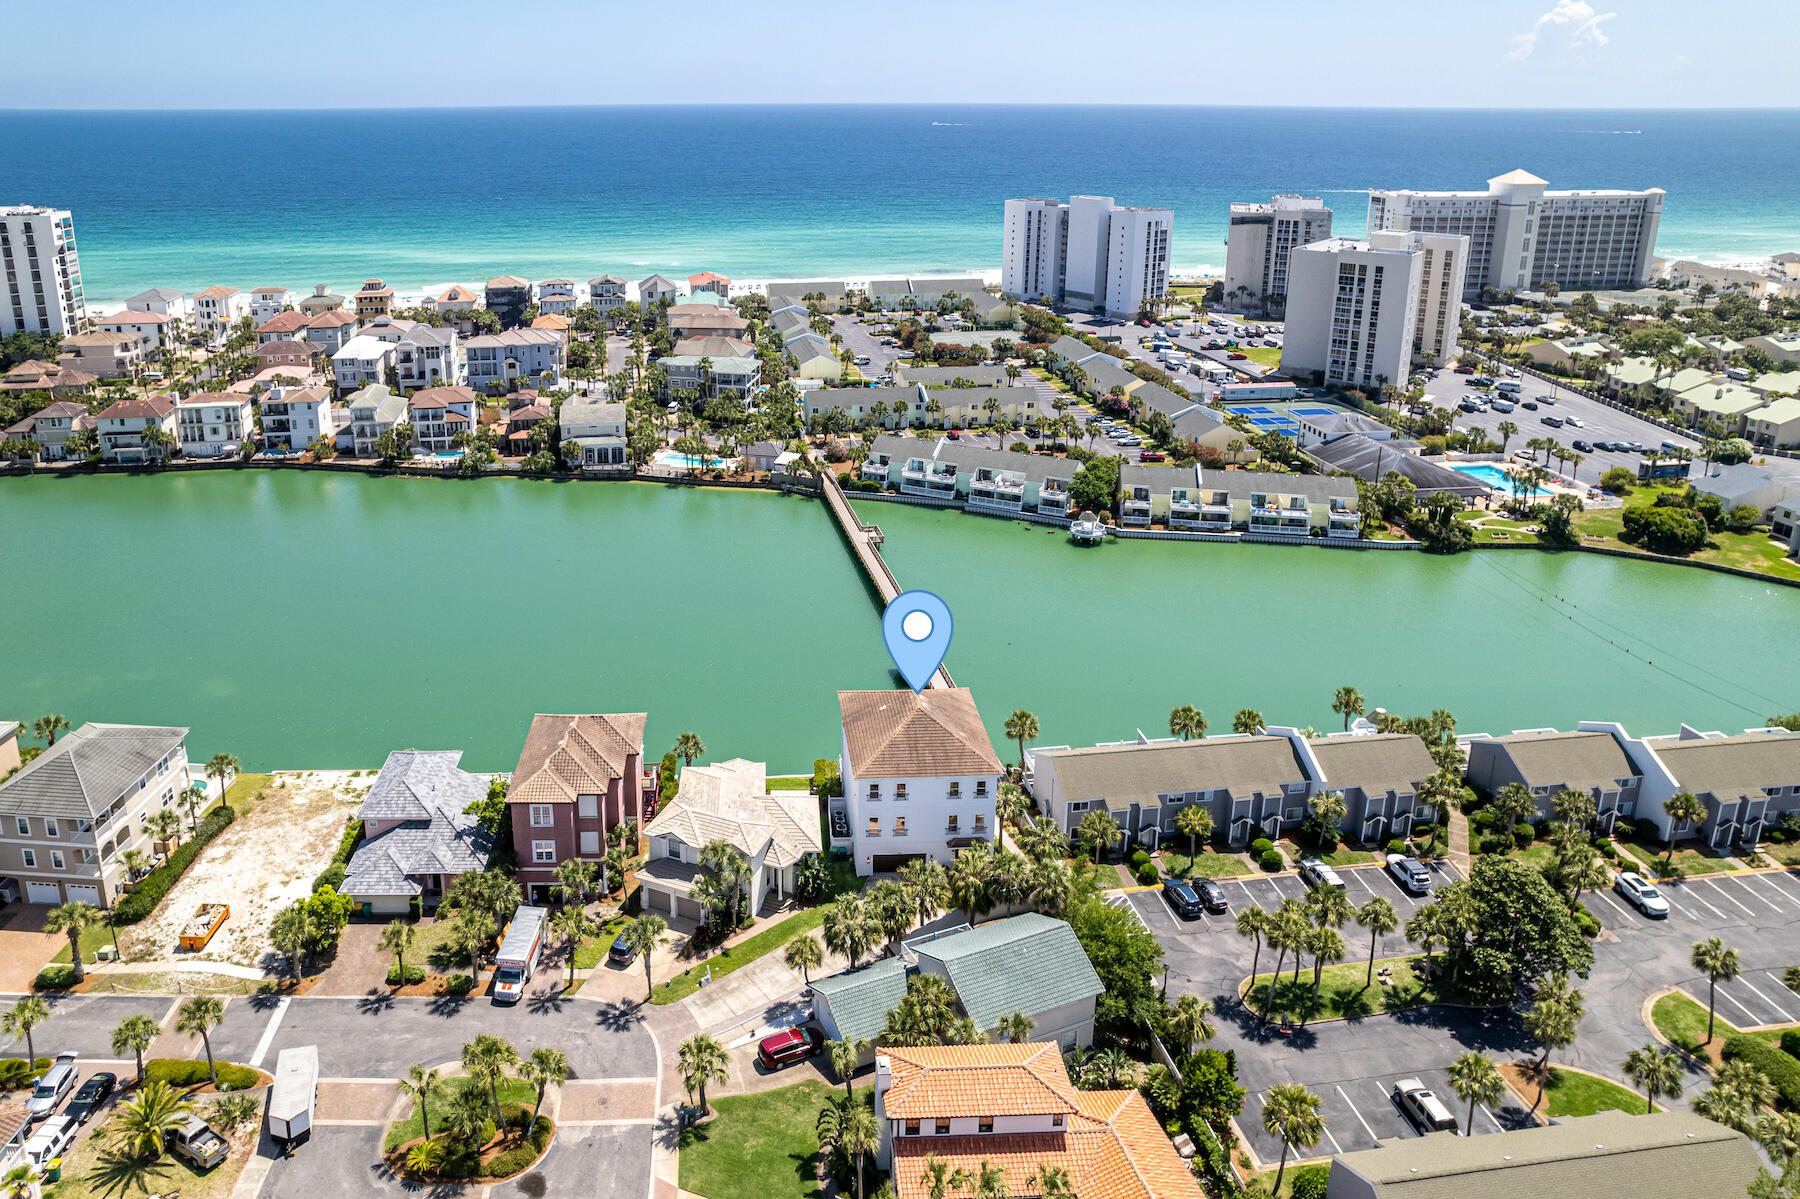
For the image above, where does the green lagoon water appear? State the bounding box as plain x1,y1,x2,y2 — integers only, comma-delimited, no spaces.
2,473,1795,771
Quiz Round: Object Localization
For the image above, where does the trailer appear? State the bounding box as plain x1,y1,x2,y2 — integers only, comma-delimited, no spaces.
177,903,230,952
267,1045,318,1153
491,905,547,1004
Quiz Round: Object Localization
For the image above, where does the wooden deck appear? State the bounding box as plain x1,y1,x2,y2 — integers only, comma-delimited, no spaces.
820,473,953,690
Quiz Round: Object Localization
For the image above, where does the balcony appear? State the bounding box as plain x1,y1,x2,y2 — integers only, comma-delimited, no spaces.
1121,499,1152,527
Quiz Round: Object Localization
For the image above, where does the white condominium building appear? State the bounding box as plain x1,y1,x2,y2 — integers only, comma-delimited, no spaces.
1368,169,1663,299
1224,195,1332,315
1283,230,1470,392
1000,194,1172,319
1,205,86,337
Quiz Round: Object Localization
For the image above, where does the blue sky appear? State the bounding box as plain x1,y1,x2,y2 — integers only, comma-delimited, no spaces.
7,0,1794,108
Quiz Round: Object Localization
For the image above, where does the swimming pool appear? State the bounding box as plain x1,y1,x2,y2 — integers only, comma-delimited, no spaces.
431,450,464,459
1447,462,1553,499
654,449,739,470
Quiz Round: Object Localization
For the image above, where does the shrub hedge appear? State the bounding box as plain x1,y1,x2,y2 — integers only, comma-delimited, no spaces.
1250,838,1273,858
1723,1035,1800,1110
0,1057,50,1089
1130,850,1153,870
34,964,79,990
1386,838,1407,855
485,1114,554,1178
1779,1030,1800,1061
312,818,365,893
1135,863,1159,886
1572,902,1601,938
1257,849,1283,872
115,804,236,924
145,1058,260,1091
387,963,426,986
1289,1165,1329,1199
443,974,475,995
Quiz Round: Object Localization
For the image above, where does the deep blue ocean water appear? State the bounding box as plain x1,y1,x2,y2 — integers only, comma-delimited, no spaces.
2,105,1796,304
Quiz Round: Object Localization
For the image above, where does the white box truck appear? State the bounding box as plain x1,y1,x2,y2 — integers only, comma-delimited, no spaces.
268,1045,318,1154
492,905,548,1004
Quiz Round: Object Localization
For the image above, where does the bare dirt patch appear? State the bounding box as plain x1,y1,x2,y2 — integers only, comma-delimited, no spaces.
121,770,368,970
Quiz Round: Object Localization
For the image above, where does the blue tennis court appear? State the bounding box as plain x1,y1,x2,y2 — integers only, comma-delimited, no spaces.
1229,405,1275,414
1293,407,1335,416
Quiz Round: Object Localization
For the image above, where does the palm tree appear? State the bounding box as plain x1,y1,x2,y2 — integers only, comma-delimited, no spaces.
112,1012,160,1085
380,920,417,989
553,857,598,907
817,1095,880,1199
445,1080,493,1148
1165,994,1215,1056
623,913,667,1000
2,997,51,1069
997,1012,1035,1044
406,1139,447,1176
31,714,69,747
919,1153,971,1199
1446,1052,1504,1135
1496,419,1519,454
1015,817,1068,865
1330,687,1365,731
1522,974,1585,1109
784,934,824,985
1754,1111,1800,1163
947,850,991,926
44,901,99,982
1237,908,1269,989
1003,710,1039,770
1304,926,1345,1018
826,1038,866,1098
1175,805,1213,861
674,1033,729,1116
147,807,181,850
1691,937,1742,1044
462,1033,519,1124
1028,858,1073,917
178,782,206,830
1261,1082,1323,1194
1490,782,1538,843
1355,897,1398,988
1622,1044,1682,1114
551,905,594,988
202,751,237,807
176,996,225,1089
969,1158,1009,1199
673,732,706,766
899,857,949,927
520,1047,569,1132
1563,849,1612,915
868,879,912,950
1168,704,1207,741
1031,1164,1072,1199
270,903,316,983
3,1163,40,1199
1232,709,1265,736
1663,791,1707,869
700,840,752,929
107,1081,197,1158
399,1064,441,1141
1076,810,1120,862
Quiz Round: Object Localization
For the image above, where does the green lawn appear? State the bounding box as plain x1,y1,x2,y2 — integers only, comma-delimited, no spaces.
1243,954,1473,1021
1660,847,1741,878
1653,990,1722,1055
767,777,811,791
1312,846,1375,868
572,916,630,970
1240,345,1281,369
385,1075,536,1151
681,1082,868,1199
1162,850,1253,879
1760,842,1800,866
652,898,854,1005
1542,1067,1658,1118
1572,484,1800,582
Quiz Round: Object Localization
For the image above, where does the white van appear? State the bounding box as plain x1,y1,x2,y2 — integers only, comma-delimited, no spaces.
1495,380,1521,395
491,905,547,1004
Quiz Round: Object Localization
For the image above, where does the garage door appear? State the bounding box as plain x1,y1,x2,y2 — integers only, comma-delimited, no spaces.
872,854,923,874
26,881,61,904
65,884,102,906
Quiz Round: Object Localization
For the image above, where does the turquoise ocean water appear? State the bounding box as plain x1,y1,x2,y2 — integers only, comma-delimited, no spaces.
1,105,1796,305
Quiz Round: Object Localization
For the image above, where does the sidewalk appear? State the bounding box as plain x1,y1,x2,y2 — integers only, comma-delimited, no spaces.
1446,805,1472,873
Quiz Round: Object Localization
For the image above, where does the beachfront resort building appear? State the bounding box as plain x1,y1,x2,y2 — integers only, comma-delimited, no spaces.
0,721,194,907
465,328,565,391
1283,230,1469,391
1001,195,1172,319
260,386,338,452
1224,195,1333,316
1368,169,1663,298
837,687,1004,876
174,393,254,458
0,205,86,338
507,713,650,904
96,395,178,463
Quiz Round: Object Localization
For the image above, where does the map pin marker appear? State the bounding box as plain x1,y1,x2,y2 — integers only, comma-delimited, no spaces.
882,590,953,693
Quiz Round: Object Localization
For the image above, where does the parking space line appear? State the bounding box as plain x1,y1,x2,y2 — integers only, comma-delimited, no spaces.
1742,873,1793,911
1723,875,1784,913
1770,973,1799,1008
1371,1082,1414,1138
1715,985,1763,1025
1318,1120,1343,1156
1367,866,1420,908
1739,979,1796,1024
1591,889,1634,921
1236,880,1261,910
1479,1103,1504,1133
1699,879,1756,916
249,996,291,1069
1757,872,1800,905
1656,888,1697,921
1676,886,1729,921
1337,1085,1378,1144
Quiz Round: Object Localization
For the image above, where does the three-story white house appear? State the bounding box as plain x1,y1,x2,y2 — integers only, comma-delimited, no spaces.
191,285,245,340
837,688,1004,876
96,395,178,463
409,386,478,452
331,334,398,395
175,393,254,457
259,385,337,452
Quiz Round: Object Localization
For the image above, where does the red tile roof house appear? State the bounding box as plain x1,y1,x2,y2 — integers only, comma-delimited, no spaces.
409,385,478,452
96,395,178,463
688,270,732,298
508,714,653,903
504,402,553,455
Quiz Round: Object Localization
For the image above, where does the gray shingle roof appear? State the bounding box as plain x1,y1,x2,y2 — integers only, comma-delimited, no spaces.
1485,730,1640,791
344,750,492,898
1039,735,1308,810
810,957,910,1043
1647,730,1800,799
1194,468,1356,504
0,723,188,820
1306,734,1437,795
913,913,1103,1031
896,366,1009,388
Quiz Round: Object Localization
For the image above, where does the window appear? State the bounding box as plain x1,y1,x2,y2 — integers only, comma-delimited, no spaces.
21,849,35,868
578,795,599,819
579,831,600,855
44,819,57,839
935,1119,951,1135
50,851,64,871
948,782,960,798
975,781,987,797
532,840,556,863
894,816,907,835
895,783,908,800
1051,1114,1064,1128
868,784,880,800
867,818,879,836
978,1117,994,1134
530,804,554,827
973,815,986,832
904,1120,920,1136
13,817,26,836
947,814,959,833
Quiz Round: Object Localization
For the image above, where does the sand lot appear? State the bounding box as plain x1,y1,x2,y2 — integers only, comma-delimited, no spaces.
122,771,367,970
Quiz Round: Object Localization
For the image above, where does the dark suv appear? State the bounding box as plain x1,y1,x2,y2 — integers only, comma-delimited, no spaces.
1162,879,1204,919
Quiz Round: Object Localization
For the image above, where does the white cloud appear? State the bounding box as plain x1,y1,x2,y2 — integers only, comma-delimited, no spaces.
1507,0,1619,61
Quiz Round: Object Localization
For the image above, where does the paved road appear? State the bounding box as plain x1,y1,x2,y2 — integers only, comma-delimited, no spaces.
1126,858,1800,1166
0,992,175,1062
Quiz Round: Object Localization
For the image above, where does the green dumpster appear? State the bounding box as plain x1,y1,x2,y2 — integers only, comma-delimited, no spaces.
44,1157,63,1182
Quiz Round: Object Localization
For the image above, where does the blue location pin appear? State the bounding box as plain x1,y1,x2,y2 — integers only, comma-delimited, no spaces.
882,590,953,693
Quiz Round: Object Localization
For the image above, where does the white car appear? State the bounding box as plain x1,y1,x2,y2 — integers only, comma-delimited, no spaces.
1565,415,1584,427
1614,871,1669,918
1298,858,1346,891
23,1114,79,1167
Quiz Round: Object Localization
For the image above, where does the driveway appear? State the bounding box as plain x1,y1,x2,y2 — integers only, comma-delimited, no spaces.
0,902,65,992
307,921,398,997
255,1125,432,1199
523,1123,652,1199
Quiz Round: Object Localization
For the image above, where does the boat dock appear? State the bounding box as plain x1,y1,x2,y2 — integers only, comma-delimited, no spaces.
820,473,953,690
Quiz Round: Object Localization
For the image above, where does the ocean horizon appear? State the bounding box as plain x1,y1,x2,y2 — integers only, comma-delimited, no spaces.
4,104,1796,306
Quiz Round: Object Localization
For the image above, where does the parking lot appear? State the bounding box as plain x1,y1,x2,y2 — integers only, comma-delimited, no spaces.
1130,859,1463,948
